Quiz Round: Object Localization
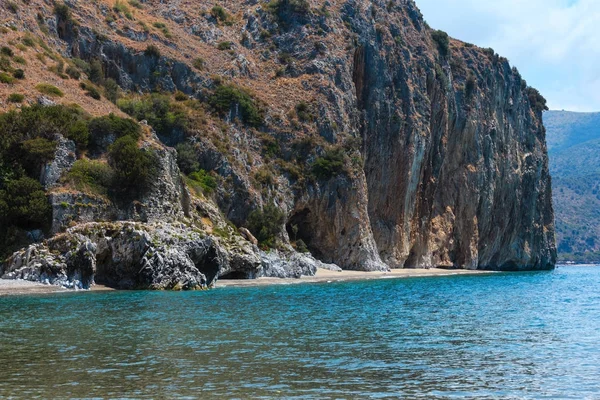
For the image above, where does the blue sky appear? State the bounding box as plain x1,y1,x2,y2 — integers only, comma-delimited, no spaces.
416,0,600,112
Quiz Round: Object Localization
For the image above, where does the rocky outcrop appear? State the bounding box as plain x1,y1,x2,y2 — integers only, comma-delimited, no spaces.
259,251,341,279
1,221,336,289
1,222,259,289
48,128,189,234
41,135,77,190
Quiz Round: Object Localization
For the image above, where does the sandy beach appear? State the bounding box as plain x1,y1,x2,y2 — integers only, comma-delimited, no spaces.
216,268,497,288
0,268,495,296
0,279,69,296
0,280,114,296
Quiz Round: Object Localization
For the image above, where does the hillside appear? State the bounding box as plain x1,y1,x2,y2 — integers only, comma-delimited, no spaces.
0,0,556,289
545,110,600,262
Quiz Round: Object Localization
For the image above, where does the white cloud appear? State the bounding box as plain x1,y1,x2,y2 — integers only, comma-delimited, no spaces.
415,0,600,111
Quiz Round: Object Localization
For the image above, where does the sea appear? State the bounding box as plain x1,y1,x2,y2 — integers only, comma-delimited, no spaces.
1,265,599,399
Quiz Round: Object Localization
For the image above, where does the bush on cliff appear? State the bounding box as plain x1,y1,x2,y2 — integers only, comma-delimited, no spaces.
431,30,450,57
211,5,233,26
526,87,549,113
187,169,217,195
175,142,200,174
108,136,158,193
88,113,141,152
63,159,114,196
117,93,188,139
312,148,346,180
0,176,50,230
209,84,264,127
18,138,57,177
247,204,286,248
267,0,311,28
0,104,86,167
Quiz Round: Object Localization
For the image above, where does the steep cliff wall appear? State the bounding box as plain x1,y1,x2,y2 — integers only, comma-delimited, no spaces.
345,1,556,269
0,0,556,278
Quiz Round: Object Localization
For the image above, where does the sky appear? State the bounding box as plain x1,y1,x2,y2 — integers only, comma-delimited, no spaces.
415,0,600,112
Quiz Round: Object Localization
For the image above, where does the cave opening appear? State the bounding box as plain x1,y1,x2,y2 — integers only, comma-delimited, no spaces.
190,245,220,287
286,208,323,260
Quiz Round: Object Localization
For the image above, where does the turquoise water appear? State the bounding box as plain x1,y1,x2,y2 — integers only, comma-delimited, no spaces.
1,266,599,399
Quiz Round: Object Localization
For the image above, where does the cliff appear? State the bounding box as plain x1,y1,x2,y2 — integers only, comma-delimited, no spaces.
0,0,556,289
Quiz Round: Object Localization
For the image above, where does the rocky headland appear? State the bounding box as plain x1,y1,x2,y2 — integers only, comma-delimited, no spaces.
0,0,556,291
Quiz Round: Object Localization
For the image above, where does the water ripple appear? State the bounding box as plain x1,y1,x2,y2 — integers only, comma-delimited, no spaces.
1,267,600,398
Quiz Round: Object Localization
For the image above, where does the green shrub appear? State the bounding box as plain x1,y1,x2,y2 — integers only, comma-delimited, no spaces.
247,204,286,247
0,72,15,84
7,2,18,13
113,0,130,14
174,91,188,102
36,83,64,97
20,137,57,163
72,58,90,75
13,69,24,79
267,0,311,26
144,44,161,58
312,148,346,179
66,119,90,148
108,135,158,193
192,57,205,71
85,85,101,100
89,113,141,142
7,93,24,103
0,56,11,71
295,101,311,122
465,73,477,98
53,3,72,22
295,238,308,253
13,55,26,64
217,41,233,51
0,46,14,57
104,78,120,103
0,176,50,229
211,5,233,25
22,36,35,47
88,59,104,85
152,22,171,37
526,87,549,113
431,30,450,57
0,104,86,153
209,84,263,127
19,138,57,176
175,142,199,174
63,159,113,195
188,169,217,194
117,93,188,138
434,64,449,89
65,65,81,79
128,0,143,9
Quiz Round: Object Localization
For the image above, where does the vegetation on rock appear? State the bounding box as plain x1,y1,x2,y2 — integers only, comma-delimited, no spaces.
247,204,285,248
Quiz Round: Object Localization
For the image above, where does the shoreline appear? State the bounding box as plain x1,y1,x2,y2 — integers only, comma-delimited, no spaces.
216,268,497,288
0,268,507,296
0,280,114,297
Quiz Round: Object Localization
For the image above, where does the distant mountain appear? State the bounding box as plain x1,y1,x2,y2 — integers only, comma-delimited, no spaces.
545,111,600,262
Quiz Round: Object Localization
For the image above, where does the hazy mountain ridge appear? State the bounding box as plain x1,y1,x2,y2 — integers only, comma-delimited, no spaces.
545,110,600,262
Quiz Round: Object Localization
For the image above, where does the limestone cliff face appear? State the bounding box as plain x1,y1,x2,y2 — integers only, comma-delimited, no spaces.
344,1,556,269
278,0,556,270
0,0,556,275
